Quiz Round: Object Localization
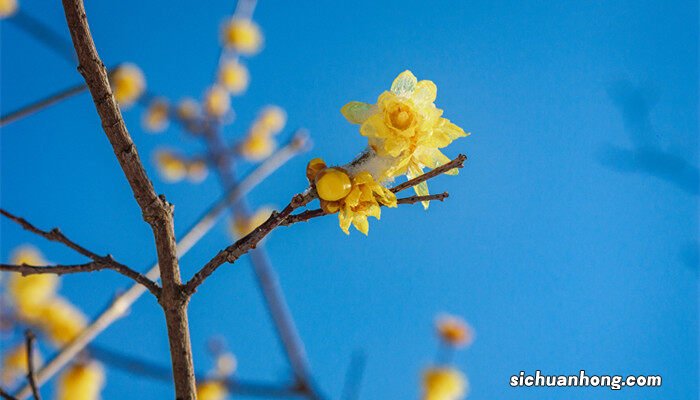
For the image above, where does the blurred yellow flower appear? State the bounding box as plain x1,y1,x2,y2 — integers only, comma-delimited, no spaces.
230,207,274,238
7,245,59,319
110,63,145,107
0,0,17,18
422,367,467,400
56,361,105,400
218,60,249,95
1,343,42,385
197,380,228,400
203,85,231,118
155,150,187,182
308,159,396,235
215,352,237,377
341,70,467,206
186,159,209,183
436,314,474,348
38,297,87,345
221,18,263,55
176,97,201,122
239,134,275,161
142,98,170,133
256,106,286,134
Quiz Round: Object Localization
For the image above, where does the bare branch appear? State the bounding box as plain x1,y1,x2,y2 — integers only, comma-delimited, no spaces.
0,387,18,400
0,209,160,296
0,82,88,127
390,154,467,193
24,331,41,400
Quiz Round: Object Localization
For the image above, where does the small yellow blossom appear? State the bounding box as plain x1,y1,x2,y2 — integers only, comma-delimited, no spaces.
38,297,87,345
56,361,105,400
7,246,59,319
341,70,467,206
436,314,474,348
203,85,231,118
197,380,229,400
230,207,274,238
176,97,201,122
221,18,263,55
186,159,209,183
1,343,42,385
307,159,396,235
110,63,145,107
239,134,275,161
422,367,468,400
155,150,187,182
0,0,17,18
256,106,286,134
218,60,249,95
142,98,170,133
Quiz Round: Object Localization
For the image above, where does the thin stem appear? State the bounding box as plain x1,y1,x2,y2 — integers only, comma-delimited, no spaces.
0,388,18,400
0,82,88,127
24,331,41,400
390,154,467,193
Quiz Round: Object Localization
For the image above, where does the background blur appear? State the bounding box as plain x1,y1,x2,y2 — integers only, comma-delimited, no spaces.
1,1,697,399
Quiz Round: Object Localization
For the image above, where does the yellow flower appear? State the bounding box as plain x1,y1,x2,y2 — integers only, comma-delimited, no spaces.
0,0,17,18
307,159,396,235
422,367,468,400
218,60,249,95
154,150,187,182
203,85,231,118
56,361,105,400
221,18,263,55
436,314,474,348
341,70,467,206
256,106,286,134
1,343,42,385
176,97,201,122
142,98,170,133
186,159,208,183
239,134,275,161
197,380,228,400
7,246,59,319
230,207,274,238
37,297,87,345
110,63,145,107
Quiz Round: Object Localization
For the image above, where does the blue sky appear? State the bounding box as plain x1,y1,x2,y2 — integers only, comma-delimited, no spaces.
1,1,697,399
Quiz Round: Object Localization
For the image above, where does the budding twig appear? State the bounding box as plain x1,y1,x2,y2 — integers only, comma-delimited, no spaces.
0,209,161,297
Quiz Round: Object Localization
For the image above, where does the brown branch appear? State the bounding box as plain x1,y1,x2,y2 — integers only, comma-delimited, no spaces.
183,191,314,295
390,154,467,193
0,388,18,400
0,82,88,127
60,0,194,398
24,331,41,400
0,209,161,297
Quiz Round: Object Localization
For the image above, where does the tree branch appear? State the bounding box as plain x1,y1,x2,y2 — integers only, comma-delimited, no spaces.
0,82,88,127
0,388,18,400
0,209,161,297
24,331,41,400
389,154,466,193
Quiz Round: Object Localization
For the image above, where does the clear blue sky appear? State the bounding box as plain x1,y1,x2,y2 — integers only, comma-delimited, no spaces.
1,1,697,399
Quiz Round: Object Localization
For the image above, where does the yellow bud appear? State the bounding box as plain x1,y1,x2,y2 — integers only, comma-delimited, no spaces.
221,18,263,55
422,368,467,400
56,361,105,400
197,380,228,400
218,60,249,95
256,106,286,134
142,98,170,133
7,246,59,317
239,134,275,161
154,150,187,182
0,0,18,18
305,158,327,183
110,63,145,107
315,168,352,201
203,85,231,118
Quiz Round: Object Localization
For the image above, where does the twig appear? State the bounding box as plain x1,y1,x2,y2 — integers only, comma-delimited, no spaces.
0,209,161,297
24,331,41,400
0,82,88,127
390,154,467,193
12,139,305,400
0,387,18,400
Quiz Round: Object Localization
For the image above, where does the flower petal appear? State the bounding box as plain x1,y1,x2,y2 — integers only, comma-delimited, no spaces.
390,70,417,96
341,101,377,124
352,215,370,235
411,80,437,105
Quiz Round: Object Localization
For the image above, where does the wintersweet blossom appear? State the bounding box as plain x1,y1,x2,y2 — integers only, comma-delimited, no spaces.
7,246,59,318
239,134,275,161
0,0,17,18
239,106,286,161
436,314,474,348
1,343,41,385
341,70,467,206
203,85,232,118
197,380,229,400
422,367,468,400
218,60,249,95
110,63,145,107
56,361,105,400
306,158,396,235
256,106,286,134
38,297,88,345
155,150,187,182
221,18,263,55
142,98,170,133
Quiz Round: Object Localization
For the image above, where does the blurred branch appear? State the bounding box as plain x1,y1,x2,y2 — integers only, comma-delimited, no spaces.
0,387,18,400
24,331,41,400
340,351,366,400
0,82,88,127
0,209,160,297
12,138,306,399
8,10,77,64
